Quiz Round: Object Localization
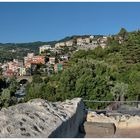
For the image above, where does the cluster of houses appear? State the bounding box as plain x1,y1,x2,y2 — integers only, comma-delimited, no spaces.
54,35,108,50
0,45,69,78
0,54,45,77
0,35,110,78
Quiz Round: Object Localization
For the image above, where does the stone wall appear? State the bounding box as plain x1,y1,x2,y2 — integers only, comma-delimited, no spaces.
0,98,86,138
87,111,140,129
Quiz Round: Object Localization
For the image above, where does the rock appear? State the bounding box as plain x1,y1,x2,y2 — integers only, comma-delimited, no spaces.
100,113,105,116
115,116,120,122
86,111,97,122
0,98,86,138
84,121,116,138
118,121,128,129
87,110,140,131
87,111,117,126
120,115,126,122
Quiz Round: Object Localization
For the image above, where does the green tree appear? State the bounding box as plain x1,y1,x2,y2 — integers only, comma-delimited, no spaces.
32,75,43,83
0,88,11,108
111,82,128,101
118,28,128,40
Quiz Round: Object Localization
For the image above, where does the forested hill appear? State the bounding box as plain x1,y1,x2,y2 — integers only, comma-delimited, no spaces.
24,28,140,109
0,41,55,62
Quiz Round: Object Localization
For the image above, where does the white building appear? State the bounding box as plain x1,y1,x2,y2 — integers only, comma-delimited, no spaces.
39,45,51,54
90,35,94,39
55,42,66,48
77,38,84,46
65,40,73,46
60,55,69,61
27,53,34,58
84,38,90,44
77,37,91,46
100,43,106,48
49,57,55,65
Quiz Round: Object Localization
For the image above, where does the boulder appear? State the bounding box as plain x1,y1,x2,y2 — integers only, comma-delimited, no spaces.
0,98,86,138
87,111,117,125
84,121,116,138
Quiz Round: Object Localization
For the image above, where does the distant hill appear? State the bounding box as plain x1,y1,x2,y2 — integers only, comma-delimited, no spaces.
0,34,104,62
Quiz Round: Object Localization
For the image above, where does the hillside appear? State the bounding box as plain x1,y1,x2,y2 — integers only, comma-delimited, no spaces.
24,28,140,109
0,28,140,109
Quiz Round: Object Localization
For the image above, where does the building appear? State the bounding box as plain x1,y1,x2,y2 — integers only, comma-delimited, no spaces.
54,63,63,73
24,53,34,66
19,67,26,76
27,53,34,58
24,53,45,68
55,43,60,48
98,36,108,43
90,35,94,39
92,40,98,45
18,60,24,67
59,42,65,47
100,43,106,48
3,69,14,77
13,59,19,63
49,57,55,65
77,37,91,46
7,61,19,73
24,57,28,65
24,61,31,68
55,42,66,48
60,55,69,61
39,45,51,54
1,63,8,71
65,40,73,46
84,37,90,44
77,38,84,46
31,56,45,64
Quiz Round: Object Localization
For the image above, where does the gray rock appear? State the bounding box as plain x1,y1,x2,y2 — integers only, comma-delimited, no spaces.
84,121,116,138
0,98,86,138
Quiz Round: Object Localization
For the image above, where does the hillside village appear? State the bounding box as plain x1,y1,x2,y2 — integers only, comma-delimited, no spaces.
0,27,139,112
0,35,117,78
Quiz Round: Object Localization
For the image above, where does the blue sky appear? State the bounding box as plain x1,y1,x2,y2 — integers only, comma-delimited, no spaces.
0,2,140,43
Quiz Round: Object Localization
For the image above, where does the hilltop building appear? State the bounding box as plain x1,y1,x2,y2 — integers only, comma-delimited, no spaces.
39,45,51,54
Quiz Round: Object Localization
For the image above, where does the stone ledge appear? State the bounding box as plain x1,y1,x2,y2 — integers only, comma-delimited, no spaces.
0,98,86,138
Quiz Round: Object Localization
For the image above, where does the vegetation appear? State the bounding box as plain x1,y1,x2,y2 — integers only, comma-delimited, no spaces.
0,41,56,63
23,28,140,109
0,77,19,108
1,28,140,109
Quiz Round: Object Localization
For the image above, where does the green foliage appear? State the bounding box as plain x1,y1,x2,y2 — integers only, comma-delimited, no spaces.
24,83,43,101
111,82,128,101
0,88,17,108
23,28,140,109
118,28,128,38
32,75,43,83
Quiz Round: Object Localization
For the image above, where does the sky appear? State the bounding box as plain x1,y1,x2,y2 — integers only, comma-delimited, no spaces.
0,2,140,43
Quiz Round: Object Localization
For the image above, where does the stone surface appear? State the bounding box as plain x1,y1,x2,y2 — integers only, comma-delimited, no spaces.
87,111,140,129
87,111,117,126
84,121,116,138
0,98,86,138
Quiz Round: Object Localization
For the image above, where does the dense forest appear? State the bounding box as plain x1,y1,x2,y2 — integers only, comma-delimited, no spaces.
24,28,140,109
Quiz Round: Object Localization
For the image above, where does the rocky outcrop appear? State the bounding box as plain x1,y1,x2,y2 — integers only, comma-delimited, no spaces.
84,122,116,138
87,111,140,129
0,98,86,138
